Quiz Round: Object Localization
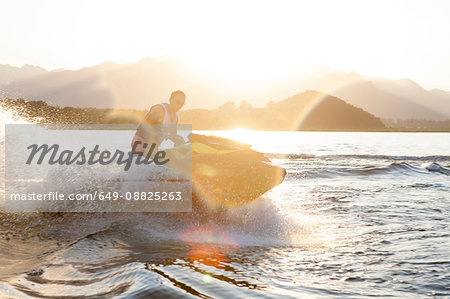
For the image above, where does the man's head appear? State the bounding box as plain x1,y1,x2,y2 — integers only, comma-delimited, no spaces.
169,90,186,111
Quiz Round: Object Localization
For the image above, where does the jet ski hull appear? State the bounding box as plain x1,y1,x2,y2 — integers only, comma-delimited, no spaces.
165,134,286,206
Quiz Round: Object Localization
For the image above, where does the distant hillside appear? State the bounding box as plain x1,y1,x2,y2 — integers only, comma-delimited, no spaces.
372,78,450,115
1,59,449,121
179,90,385,130
302,71,450,120
0,64,47,86
0,58,221,109
332,81,449,120
0,91,385,131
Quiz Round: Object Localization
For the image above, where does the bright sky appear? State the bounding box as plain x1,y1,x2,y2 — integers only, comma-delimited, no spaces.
1,0,450,90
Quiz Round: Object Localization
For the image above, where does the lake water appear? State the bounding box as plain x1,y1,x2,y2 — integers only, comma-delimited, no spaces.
0,129,449,298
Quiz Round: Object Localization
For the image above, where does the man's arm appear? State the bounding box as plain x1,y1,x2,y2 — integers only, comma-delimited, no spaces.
137,106,165,142
143,106,164,124
167,115,185,145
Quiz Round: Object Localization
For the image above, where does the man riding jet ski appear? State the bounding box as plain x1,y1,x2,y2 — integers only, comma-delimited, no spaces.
131,91,286,205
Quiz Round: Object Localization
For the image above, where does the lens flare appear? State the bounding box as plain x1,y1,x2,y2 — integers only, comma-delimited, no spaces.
290,91,329,131
179,225,239,268
190,134,286,208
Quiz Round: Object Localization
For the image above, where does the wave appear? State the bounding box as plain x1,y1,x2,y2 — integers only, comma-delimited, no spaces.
425,162,450,175
289,162,450,179
266,153,316,159
322,154,450,162
267,152,450,162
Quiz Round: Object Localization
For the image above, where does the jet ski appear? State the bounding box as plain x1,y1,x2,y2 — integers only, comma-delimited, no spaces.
164,133,286,206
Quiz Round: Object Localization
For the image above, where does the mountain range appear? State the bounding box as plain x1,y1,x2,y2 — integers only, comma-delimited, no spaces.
0,90,385,131
179,90,385,130
0,64,47,85
1,58,449,120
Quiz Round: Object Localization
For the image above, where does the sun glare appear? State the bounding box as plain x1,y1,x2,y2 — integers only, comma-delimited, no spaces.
226,129,255,144
2,0,448,90
40,0,408,83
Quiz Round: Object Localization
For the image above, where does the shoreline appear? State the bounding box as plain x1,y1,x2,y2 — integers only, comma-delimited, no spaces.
200,129,450,133
2,98,449,133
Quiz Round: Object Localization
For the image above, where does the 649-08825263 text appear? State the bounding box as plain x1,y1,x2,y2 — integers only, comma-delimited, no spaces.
4,124,193,212
9,191,183,201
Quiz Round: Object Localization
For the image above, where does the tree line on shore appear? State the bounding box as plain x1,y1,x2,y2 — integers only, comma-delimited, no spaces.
1,95,449,131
